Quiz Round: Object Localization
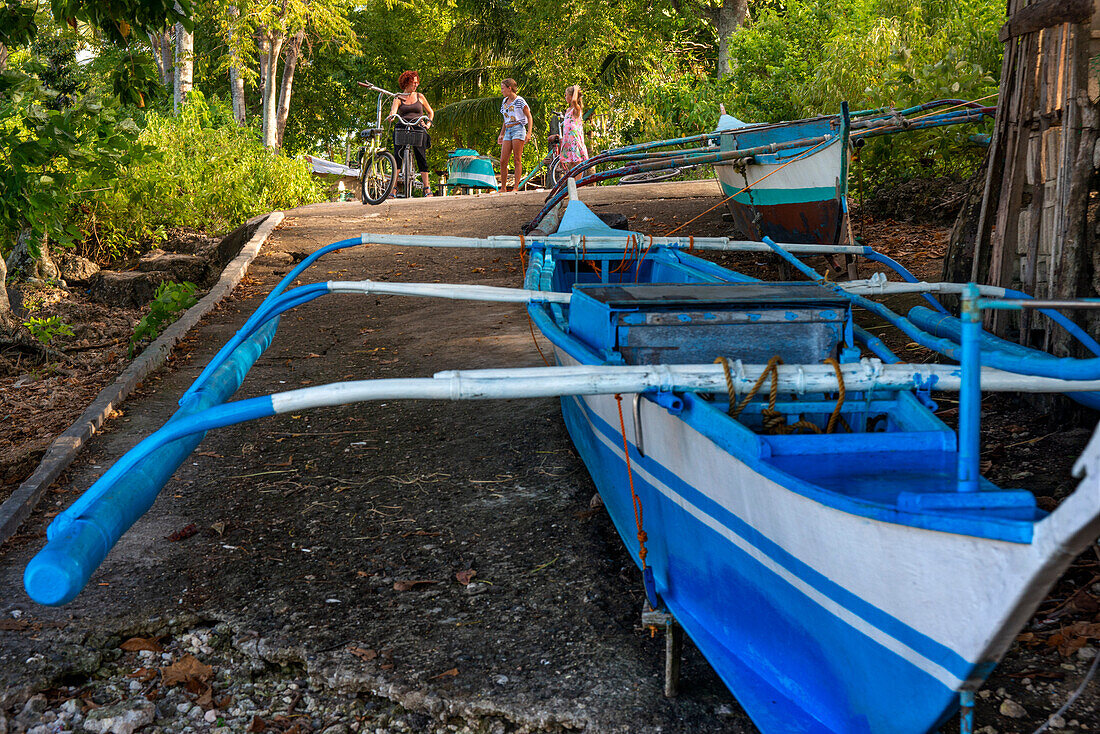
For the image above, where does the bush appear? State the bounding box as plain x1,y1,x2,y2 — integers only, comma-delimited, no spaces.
130,281,199,356
77,92,325,262
634,0,1000,183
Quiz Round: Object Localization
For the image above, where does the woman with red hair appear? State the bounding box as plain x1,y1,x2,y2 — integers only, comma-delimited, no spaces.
388,70,435,196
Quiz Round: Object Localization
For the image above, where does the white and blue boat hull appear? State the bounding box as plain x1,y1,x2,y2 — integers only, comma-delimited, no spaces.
555,367,1100,732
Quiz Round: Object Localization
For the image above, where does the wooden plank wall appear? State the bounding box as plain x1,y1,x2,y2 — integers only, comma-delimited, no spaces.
971,0,1097,353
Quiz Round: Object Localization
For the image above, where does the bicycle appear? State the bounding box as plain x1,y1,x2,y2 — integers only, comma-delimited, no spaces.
355,81,399,205
389,114,432,199
544,110,572,188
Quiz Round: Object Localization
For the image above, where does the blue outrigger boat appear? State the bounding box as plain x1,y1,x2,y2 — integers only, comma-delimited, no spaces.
24,184,1100,734
526,100,993,247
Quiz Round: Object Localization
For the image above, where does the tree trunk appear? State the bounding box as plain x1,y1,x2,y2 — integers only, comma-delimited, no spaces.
258,34,270,131
715,0,749,77
174,20,194,112
161,32,174,91
261,32,284,148
228,7,247,125
0,42,8,73
275,29,306,148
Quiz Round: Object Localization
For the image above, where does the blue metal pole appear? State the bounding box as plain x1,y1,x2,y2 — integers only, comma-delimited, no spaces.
959,690,975,734
958,284,982,492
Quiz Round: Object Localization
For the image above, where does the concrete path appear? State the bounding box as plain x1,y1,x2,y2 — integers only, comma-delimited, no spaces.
0,182,755,732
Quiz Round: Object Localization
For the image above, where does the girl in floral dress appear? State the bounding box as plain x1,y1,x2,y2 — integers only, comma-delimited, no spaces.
560,85,588,170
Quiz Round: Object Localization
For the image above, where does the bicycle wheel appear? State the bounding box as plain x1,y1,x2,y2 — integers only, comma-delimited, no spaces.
546,156,571,188
361,149,396,205
617,167,683,185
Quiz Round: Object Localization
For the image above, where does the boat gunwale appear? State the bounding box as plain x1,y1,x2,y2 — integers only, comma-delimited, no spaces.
525,242,1042,544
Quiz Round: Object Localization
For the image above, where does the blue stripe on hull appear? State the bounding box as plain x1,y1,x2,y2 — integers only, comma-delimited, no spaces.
559,394,959,734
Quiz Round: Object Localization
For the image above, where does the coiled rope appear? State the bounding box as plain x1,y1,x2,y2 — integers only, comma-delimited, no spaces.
715,355,848,434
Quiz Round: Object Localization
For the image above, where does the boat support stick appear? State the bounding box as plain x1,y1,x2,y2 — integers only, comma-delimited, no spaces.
959,285,981,493
26,319,279,606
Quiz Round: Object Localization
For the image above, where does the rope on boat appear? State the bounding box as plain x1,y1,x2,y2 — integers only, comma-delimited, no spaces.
614,394,649,570
716,355,848,434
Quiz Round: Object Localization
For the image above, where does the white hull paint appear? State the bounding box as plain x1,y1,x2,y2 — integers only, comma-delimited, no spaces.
556,345,1100,729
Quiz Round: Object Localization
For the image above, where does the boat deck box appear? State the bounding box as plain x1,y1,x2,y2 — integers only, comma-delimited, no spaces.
567,282,851,365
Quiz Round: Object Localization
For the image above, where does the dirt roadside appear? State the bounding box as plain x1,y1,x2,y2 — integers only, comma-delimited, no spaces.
0,182,1097,734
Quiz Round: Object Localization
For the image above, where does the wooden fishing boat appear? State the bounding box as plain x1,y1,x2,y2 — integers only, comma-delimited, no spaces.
25,187,1100,734
445,148,498,192
712,113,851,244
524,99,992,244
520,191,1100,733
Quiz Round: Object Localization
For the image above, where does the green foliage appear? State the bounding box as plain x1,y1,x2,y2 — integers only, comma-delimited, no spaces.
637,0,1001,182
23,315,73,346
0,0,39,49
77,92,325,261
129,281,198,356
0,70,152,259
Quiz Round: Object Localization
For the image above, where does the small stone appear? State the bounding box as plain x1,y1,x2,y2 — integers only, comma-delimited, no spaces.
81,699,156,734
1049,714,1066,729
21,695,48,717
978,690,991,699
1077,645,1097,661
976,727,998,734
60,700,83,716
465,583,486,596
493,675,509,685
188,705,203,719
321,726,350,734
203,710,218,723
999,699,1027,719
175,703,191,714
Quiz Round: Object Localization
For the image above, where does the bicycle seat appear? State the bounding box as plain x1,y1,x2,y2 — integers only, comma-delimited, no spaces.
548,134,561,144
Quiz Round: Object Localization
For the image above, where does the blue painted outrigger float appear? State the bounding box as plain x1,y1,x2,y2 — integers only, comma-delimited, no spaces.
25,185,1100,734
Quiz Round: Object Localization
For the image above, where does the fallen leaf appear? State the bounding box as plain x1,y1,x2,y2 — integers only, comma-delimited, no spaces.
431,667,459,679
195,684,213,708
393,579,439,591
211,521,226,536
247,715,267,732
166,524,198,542
161,654,213,687
348,646,378,661
0,619,32,631
127,667,158,682
455,569,476,585
121,637,164,653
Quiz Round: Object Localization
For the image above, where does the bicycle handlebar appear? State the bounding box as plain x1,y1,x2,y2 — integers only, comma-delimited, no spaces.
358,81,399,96
390,115,432,128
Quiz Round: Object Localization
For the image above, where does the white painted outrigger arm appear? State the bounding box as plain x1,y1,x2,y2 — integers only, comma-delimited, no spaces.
358,232,870,256
266,360,1100,414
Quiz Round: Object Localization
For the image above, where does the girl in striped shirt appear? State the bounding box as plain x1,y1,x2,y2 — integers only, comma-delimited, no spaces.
496,78,532,192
